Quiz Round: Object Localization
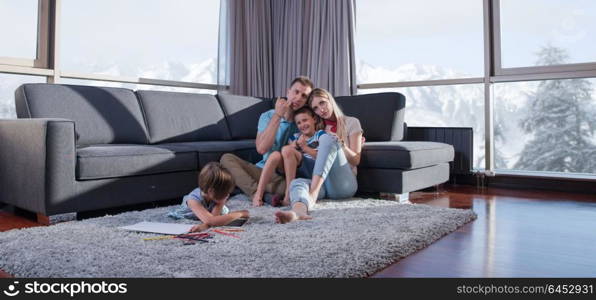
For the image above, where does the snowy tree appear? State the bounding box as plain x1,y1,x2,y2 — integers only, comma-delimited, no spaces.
514,46,596,173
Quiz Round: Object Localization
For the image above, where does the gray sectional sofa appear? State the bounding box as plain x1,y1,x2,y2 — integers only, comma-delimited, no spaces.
0,84,454,219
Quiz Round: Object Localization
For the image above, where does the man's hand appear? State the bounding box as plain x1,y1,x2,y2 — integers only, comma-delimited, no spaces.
252,195,264,207
274,97,291,119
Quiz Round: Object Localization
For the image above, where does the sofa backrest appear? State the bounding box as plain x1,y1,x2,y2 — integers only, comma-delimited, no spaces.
15,84,149,146
335,92,406,142
216,94,273,140
136,90,231,143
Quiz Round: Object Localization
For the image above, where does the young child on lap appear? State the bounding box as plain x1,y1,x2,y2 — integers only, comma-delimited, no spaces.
168,162,249,232
253,107,325,207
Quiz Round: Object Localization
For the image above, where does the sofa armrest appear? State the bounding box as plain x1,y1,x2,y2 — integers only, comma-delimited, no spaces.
0,118,77,214
404,126,473,174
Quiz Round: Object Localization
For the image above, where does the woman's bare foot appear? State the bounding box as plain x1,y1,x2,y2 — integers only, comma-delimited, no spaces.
275,211,297,224
274,211,312,224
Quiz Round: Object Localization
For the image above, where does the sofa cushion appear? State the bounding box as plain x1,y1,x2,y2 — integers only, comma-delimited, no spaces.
76,144,197,180
357,163,450,194
335,92,405,142
15,84,149,145
165,140,257,168
136,90,231,143
360,141,454,169
216,94,273,139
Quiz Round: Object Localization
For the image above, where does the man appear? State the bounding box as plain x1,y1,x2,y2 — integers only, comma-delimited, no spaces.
220,76,314,206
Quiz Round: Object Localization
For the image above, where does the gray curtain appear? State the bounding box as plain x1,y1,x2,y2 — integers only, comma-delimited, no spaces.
222,0,357,97
221,0,274,97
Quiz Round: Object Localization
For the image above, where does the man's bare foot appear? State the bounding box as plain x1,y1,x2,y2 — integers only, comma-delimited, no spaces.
281,196,290,207
252,194,263,207
307,193,318,207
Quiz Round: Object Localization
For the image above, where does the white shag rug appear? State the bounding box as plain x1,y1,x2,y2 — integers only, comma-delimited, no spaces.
0,195,476,277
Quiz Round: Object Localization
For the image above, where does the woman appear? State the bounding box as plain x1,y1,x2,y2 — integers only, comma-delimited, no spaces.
276,88,363,223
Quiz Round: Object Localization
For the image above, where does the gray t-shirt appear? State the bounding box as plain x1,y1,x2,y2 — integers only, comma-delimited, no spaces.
344,116,363,174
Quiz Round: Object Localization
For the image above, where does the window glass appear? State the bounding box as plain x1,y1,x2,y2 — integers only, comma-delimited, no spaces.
0,0,39,59
356,0,483,83
0,74,46,118
500,0,596,68
60,0,219,83
359,84,485,169
494,77,596,174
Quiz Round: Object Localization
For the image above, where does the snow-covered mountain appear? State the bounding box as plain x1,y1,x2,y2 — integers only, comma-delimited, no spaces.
357,61,465,83
138,59,216,85
357,60,540,169
0,58,217,117
0,75,45,118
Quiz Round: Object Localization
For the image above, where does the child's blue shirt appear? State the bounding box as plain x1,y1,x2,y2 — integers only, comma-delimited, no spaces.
288,130,326,160
167,187,229,220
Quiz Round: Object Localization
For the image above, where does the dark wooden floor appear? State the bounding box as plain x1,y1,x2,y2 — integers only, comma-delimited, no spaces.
373,185,596,277
1,185,595,278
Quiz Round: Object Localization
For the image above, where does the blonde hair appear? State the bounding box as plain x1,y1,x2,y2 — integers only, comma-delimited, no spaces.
307,88,348,143
198,162,235,200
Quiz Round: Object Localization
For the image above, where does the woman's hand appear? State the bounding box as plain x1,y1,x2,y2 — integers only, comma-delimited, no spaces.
325,131,344,145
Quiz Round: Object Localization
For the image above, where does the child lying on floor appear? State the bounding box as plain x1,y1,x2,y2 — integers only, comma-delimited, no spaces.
168,162,249,232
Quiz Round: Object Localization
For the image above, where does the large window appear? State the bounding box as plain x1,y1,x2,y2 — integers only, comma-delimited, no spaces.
356,0,596,178
60,0,220,83
359,85,485,169
0,0,39,60
356,0,484,83
1,0,221,120
0,74,46,118
500,0,596,68
356,0,486,172
494,78,596,174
